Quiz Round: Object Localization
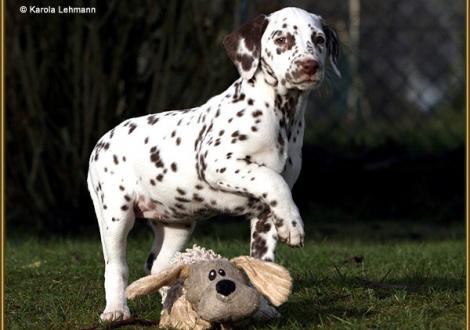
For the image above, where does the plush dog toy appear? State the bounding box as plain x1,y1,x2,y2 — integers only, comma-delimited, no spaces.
126,245,292,330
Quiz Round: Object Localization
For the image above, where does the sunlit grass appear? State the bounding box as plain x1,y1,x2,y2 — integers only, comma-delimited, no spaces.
5,219,465,329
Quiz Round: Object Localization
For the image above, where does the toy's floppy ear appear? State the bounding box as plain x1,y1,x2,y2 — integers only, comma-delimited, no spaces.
231,256,292,306
223,14,269,80
126,265,190,300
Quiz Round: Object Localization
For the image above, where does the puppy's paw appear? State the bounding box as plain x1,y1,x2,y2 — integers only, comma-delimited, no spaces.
100,305,131,322
276,218,304,247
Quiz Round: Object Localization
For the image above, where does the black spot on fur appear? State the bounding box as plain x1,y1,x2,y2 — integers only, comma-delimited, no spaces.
128,123,137,134
175,196,191,203
193,194,204,202
252,110,263,117
147,115,159,125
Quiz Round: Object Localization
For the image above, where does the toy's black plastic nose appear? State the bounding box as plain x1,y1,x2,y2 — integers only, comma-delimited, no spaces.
216,279,236,296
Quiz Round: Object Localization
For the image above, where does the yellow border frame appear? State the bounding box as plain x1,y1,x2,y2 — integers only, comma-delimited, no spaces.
0,2,467,329
466,0,469,327
1,0,5,327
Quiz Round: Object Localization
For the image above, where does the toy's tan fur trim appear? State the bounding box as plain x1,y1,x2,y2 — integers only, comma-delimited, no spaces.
126,265,190,300
160,294,212,330
230,256,292,307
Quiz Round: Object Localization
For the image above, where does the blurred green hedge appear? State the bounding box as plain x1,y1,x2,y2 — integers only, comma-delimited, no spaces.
6,0,465,229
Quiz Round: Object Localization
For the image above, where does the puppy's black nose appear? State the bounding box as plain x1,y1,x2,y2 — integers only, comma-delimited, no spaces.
216,279,236,296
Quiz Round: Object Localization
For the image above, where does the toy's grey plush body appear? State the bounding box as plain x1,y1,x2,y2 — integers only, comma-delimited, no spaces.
126,246,292,330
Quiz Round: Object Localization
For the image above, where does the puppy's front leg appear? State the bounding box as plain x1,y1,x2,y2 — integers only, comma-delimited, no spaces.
207,162,304,247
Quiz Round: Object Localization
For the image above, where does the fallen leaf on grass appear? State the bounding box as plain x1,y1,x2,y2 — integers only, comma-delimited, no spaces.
23,261,42,269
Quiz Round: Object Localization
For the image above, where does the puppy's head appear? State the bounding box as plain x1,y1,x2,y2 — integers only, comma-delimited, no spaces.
223,7,340,90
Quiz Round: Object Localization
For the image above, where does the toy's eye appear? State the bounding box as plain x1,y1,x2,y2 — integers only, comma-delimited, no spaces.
208,269,217,281
315,36,325,45
274,37,287,45
218,269,226,276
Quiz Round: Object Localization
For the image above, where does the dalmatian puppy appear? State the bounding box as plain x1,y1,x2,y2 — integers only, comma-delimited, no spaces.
87,7,340,322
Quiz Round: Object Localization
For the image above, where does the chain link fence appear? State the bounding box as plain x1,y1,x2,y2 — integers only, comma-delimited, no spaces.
292,0,465,151
6,0,465,229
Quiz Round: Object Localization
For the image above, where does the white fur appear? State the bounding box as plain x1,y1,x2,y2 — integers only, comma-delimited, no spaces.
87,7,337,321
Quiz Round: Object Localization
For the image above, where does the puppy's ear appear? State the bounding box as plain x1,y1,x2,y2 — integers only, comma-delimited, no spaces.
126,265,190,300
321,22,341,77
231,256,292,306
223,14,269,80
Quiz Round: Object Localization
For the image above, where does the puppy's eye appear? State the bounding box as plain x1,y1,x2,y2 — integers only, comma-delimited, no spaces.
218,269,226,276
315,36,325,45
208,269,217,281
274,37,287,45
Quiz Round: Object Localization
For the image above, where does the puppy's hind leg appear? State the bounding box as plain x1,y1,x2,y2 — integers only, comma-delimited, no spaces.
145,221,196,275
88,176,135,322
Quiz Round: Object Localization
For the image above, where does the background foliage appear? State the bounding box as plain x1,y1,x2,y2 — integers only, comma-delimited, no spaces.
6,0,465,232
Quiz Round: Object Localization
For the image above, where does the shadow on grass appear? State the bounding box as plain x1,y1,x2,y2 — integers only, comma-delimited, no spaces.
284,298,374,326
266,271,465,329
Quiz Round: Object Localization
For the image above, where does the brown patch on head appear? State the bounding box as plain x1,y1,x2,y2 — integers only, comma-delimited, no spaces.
223,14,269,79
240,54,254,71
281,33,296,53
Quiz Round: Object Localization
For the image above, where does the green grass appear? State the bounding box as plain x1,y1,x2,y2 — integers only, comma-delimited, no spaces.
5,218,465,329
